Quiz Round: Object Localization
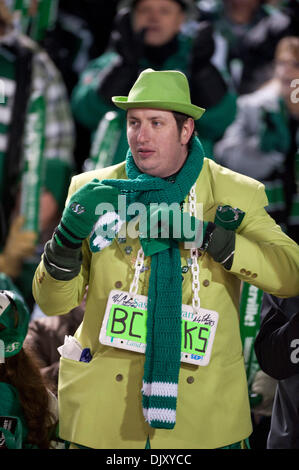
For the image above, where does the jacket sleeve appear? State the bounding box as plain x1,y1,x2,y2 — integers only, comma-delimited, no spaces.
254,294,299,380
228,182,299,297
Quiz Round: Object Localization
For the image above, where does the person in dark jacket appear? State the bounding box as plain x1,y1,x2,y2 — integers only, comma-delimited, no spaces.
214,36,299,243
0,1,75,309
196,0,294,95
71,0,237,168
254,293,299,449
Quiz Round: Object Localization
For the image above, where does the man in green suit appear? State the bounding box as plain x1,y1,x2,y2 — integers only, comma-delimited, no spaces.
33,68,299,449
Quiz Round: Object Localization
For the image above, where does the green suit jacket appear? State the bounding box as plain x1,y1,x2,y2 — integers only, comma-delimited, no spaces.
33,158,299,449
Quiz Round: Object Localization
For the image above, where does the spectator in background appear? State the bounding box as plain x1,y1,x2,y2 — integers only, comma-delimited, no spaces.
42,0,121,173
254,293,299,448
214,36,299,243
0,273,57,449
0,1,75,308
197,0,293,95
71,0,237,169
43,0,120,95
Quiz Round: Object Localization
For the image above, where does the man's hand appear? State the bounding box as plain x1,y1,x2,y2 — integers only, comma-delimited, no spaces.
0,215,37,278
139,204,244,270
139,205,209,256
55,179,119,248
251,370,278,416
99,10,146,101
111,10,146,67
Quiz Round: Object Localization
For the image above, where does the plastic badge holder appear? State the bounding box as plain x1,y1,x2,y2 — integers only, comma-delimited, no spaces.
100,290,219,366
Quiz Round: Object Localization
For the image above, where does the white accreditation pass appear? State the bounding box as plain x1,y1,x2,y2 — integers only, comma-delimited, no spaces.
100,290,219,365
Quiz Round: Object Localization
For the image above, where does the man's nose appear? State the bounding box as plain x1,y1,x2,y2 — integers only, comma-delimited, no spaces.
137,123,151,143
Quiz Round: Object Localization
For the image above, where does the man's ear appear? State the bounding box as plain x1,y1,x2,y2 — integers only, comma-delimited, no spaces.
181,118,194,145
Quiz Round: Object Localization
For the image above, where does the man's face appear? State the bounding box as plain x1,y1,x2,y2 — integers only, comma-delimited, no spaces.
275,50,299,100
127,108,194,178
133,0,185,46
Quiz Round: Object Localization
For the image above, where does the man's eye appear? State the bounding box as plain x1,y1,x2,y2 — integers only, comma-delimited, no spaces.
153,121,161,126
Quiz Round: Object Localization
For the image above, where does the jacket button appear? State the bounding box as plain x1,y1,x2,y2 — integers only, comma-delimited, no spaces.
116,374,123,382
246,271,251,276
187,376,194,384
251,273,258,278
115,281,122,288
202,279,210,287
240,268,246,274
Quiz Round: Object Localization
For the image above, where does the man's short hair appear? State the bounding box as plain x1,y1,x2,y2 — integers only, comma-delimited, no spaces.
172,111,196,145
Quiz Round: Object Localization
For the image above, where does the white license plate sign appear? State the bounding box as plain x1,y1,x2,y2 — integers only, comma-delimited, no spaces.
99,290,218,365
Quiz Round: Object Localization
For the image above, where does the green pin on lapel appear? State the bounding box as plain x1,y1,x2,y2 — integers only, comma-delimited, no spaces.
214,205,245,231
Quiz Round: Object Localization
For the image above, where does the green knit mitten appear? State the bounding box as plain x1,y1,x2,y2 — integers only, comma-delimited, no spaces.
206,205,245,269
139,205,209,256
55,179,119,248
214,205,245,230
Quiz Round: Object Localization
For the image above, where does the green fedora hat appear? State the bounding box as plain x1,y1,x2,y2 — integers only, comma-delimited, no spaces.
112,68,205,120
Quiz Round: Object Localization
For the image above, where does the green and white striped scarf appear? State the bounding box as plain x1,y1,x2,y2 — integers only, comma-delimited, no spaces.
102,136,204,429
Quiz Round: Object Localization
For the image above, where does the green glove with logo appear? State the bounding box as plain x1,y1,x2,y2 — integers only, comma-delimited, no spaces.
139,204,245,271
205,205,245,269
55,179,120,248
214,205,245,230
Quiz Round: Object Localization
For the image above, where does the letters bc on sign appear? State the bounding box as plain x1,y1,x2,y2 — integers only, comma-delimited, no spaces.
99,290,218,365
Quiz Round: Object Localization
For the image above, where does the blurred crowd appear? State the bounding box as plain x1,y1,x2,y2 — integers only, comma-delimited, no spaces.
0,0,298,449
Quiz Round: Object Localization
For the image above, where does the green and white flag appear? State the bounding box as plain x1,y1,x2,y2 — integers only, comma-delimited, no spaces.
239,282,264,406
89,111,123,170
20,92,46,234
10,0,58,42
